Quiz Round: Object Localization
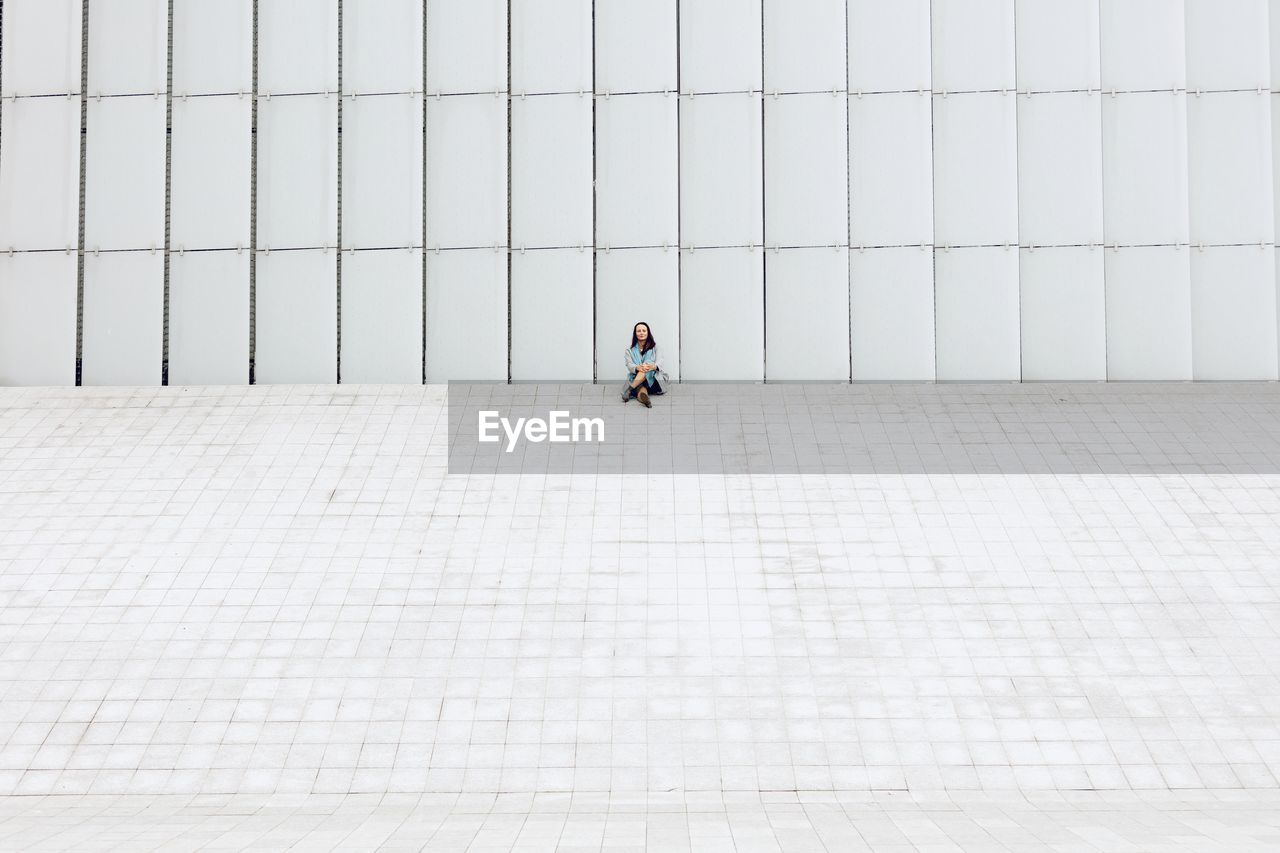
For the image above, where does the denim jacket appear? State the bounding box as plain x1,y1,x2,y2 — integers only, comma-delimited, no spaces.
625,345,664,387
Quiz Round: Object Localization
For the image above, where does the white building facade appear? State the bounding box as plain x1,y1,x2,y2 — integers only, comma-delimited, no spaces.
0,0,1278,385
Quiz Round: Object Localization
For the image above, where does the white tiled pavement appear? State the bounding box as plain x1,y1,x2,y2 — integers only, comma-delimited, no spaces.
1,384,1279,849
2,790,1280,852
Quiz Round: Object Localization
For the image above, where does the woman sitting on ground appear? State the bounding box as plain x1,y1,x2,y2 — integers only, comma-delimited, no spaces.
621,321,664,407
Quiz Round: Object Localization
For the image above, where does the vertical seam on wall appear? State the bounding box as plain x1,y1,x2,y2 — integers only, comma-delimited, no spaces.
0,0,4,174
844,0,852,383
675,0,681,382
0,0,4,216
1012,1,1022,383
336,0,343,384
163,0,173,385
928,1,937,383
1183,3,1193,380
0,0,5,254
427,0,432,381
250,0,258,384
591,0,597,384
76,0,88,386
760,0,766,383
1098,0,1108,379
506,0,513,384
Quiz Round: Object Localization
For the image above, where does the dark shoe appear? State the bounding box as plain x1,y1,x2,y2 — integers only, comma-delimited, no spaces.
620,386,631,403
637,387,650,408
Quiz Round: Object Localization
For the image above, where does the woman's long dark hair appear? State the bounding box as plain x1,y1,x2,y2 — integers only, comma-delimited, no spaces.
631,322,656,354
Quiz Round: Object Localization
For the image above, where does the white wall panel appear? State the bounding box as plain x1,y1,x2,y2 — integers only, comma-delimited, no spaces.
168,250,249,385
848,0,930,94
340,249,424,384
933,92,1018,247
1275,93,1280,242
425,94,507,248
170,95,251,251
931,0,1015,92
6,0,1280,386
1020,247,1106,380
595,249,680,381
1185,0,1269,92
1191,245,1279,379
596,94,679,248
1017,92,1104,247
0,252,77,386
935,247,1020,381
850,247,935,380
82,251,163,386
259,0,338,95
511,94,592,249
681,0,763,93
765,93,848,247
425,248,507,381
595,0,677,94
765,248,850,380
85,95,166,251
172,0,251,96
343,95,424,250
850,92,933,247
1,0,82,96
257,95,337,250
344,0,423,94
1103,92,1190,245
1187,92,1274,245
510,250,594,381
680,248,764,380
764,0,847,92
0,97,80,251
254,249,337,384
426,0,506,95
511,0,592,94
681,93,764,247
1014,0,1100,92
1104,246,1193,379
1099,0,1186,92
88,0,166,96
1274,4,1280,89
